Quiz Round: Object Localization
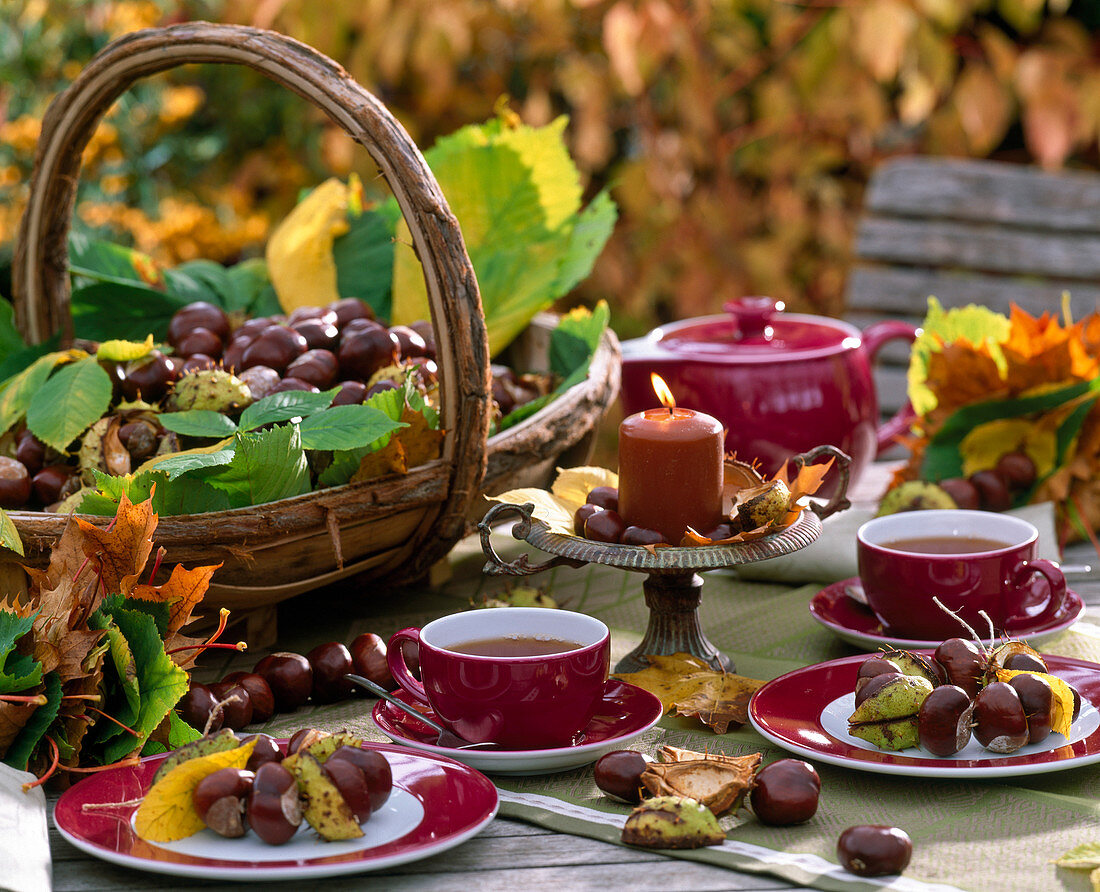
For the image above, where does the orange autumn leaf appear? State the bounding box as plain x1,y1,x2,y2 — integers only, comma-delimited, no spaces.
130,562,222,636
74,491,157,596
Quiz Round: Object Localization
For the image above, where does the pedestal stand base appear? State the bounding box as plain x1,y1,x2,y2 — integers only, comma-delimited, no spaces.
614,572,733,674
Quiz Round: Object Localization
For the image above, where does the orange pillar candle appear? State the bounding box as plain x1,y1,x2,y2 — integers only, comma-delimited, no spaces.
618,397,725,545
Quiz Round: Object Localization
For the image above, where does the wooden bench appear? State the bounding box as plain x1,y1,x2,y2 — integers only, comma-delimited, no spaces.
845,156,1100,415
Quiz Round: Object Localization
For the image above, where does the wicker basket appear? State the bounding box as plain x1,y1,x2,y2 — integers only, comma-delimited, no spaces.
7,22,619,614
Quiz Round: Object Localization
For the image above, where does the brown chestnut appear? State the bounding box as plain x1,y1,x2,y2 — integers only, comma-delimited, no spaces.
221,672,275,723
350,633,395,691
621,526,667,546
917,684,974,756
583,508,626,543
242,733,283,772
973,681,1029,753
837,825,912,877
854,671,904,709
995,451,1037,489
1007,672,1053,744
177,683,223,733
207,681,254,731
322,757,372,823
1003,652,1047,673
306,641,355,703
0,456,32,508
574,503,601,536
969,470,1013,512
750,759,820,826
327,745,393,812
593,749,648,804
253,652,313,712
247,762,301,845
855,657,901,696
933,638,984,697
938,477,981,510
586,486,619,511
192,767,254,838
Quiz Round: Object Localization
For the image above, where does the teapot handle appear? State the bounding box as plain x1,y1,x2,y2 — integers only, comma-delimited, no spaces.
861,320,919,457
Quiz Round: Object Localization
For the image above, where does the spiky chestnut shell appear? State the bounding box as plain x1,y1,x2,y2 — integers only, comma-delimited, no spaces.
168,369,253,413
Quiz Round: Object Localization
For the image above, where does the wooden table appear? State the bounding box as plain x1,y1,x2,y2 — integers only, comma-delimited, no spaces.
44,466,1100,890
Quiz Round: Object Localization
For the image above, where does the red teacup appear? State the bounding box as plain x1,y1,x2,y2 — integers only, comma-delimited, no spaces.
857,509,1067,641
387,607,610,749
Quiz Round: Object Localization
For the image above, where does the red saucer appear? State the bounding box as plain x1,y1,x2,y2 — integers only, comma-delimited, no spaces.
810,577,1086,649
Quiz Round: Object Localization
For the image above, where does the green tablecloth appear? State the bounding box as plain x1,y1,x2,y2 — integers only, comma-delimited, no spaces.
200,533,1100,892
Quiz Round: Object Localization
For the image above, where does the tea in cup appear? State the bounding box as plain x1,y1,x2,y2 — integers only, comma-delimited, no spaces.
856,509,1067,641
387,607,610,749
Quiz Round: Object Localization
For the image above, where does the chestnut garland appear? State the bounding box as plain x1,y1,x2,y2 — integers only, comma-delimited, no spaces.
179,631,397,733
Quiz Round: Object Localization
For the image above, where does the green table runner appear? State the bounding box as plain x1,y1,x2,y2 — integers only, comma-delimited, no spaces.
205,534,1100,892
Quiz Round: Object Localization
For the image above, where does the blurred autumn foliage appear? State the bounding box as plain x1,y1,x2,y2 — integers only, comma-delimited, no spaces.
3,0,1100,337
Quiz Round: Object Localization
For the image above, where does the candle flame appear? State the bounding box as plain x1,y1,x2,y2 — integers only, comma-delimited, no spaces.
650,373,676,409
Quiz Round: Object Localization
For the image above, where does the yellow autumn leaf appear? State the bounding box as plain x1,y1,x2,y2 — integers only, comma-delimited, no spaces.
614,652,714,713
959,417,1058,478
485,487,577,535
265,177,351,312
995,669,1075,738
134,739,257,843
550,466,619,511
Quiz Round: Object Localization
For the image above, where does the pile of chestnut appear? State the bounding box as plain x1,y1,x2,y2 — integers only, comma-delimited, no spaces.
191,728,392,844
573,486,676,546
593,749,912,878
178,632,400,733
854,639,1081,756
938,451,1036,512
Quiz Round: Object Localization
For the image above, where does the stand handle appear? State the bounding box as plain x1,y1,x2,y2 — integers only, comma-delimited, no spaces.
478,502,587,576
791,445,852,520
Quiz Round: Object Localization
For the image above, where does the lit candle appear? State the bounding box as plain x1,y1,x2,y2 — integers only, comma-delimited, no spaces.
618,374,725,544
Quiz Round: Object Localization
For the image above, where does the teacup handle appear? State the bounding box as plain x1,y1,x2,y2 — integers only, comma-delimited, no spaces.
386,628,431,710
861,320,918,456
1005,559,1067,630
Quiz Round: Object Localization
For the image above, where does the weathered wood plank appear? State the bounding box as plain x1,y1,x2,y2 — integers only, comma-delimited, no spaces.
855,217,1100,280
865,157,1100,232
846,266,1100,319
49,823,798,891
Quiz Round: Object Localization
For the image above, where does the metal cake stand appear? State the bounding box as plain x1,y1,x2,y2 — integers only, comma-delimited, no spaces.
478,445,851,673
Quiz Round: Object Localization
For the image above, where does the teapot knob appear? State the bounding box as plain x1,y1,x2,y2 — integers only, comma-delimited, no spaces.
723,297,783,340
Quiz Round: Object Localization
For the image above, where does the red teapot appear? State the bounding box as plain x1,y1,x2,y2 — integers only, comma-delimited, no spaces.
619,298,917,488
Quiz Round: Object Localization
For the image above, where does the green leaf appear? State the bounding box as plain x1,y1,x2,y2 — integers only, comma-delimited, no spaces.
25,356,114,451
71,281,186,341
0,353,65,435
225,258,272,315
80,469,234,517
0,339,60,384
148,449,236,481
908,297,1011,416
0,610,35,668
118,596,171,640
1053,842,1100,869
297,404,405,451
205,425,311,507
168,710,204,748
391,116,617,357
921,379,1097,480
68,233,162,289
333,204,400,320
317,387,409,487
549,301,610,378
0,651,42,695
158,410,239,438
238,390,336,431
90,613,140,732
3,672,61,772
78,470,161,516
162,265,226,307
100,603,189,764
0,509,24,557
0,300,27,365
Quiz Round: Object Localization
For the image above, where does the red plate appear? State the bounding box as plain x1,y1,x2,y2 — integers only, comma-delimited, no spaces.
750,653,1100,778
53,741,498,881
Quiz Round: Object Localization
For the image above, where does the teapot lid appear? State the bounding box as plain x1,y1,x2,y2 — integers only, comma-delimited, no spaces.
652,297,860,360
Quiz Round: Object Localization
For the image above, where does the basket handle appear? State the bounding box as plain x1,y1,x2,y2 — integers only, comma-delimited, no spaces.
11,22,491,576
